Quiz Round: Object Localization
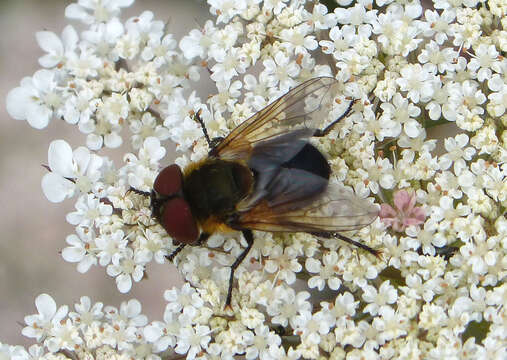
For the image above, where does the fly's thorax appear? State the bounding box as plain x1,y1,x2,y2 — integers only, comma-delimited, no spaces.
182,159,253,224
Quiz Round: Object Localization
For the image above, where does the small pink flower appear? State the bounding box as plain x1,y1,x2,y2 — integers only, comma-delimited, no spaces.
380,190,426,232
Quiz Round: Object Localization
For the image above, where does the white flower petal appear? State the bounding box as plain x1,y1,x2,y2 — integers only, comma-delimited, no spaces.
73,147,91,174
36,30,63,55
328,277,342,290
62,247,85,262
32,69,55,93
35,294,57,319
118,0,135,6
6,86,33,120
41,172,75,203
107,18,125,38
404,120,421,138
65,4,91,22
66,211,83,225
76,256,95,273
144,324,162,342
116,274,132,293
86,133,103,150
305,258,321,273
61,25,78,49
25,102,51,129
38,54,60,68
124,299,142,318
48,140,75,177
65,234,81,246
104,132,122,148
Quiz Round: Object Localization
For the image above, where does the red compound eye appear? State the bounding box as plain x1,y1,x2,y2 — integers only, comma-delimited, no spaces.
154,164,183,196
161,197,199,244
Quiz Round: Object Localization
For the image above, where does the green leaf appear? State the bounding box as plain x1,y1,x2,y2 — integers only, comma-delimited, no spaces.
378,266,406,287
461,320,491,345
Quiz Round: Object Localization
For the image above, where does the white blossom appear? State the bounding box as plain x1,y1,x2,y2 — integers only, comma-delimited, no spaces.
5,0,507,358
41,140,104,203
6,69,63,129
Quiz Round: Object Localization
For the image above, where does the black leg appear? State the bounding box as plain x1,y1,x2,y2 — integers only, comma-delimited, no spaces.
166,243,186,262
209,136,224,150
310,231,380,258
196,232,210,246
207,136,225,157
194,111,224,153
127,187,151,197
125,187,159,220
421,245,458,260
225,230,254,308
194,111,212,148
165,232,210,262
313,100,355,137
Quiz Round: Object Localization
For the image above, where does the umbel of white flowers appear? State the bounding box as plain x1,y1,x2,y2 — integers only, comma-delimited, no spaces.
4,0,506,359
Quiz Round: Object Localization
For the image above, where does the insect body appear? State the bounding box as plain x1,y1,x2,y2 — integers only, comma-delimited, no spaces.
137,77,379,307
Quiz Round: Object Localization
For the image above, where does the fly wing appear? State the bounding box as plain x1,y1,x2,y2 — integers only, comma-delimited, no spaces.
212,77,342,164
233,179,379,233
211,77,376,233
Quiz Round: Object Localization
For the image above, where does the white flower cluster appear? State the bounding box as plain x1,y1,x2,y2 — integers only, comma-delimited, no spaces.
4,294,152,359
5,0,506,359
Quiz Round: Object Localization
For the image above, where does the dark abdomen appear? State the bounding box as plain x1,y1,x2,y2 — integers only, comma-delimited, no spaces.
283,143,330,179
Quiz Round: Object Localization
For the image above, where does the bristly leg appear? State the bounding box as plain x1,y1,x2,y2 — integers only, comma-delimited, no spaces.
193,110,212,148
127,187,151,197
166,243,186,262
313,100,355,137
225,229,254,308
165,233,210,262
193,111,224,154
310,231,381,258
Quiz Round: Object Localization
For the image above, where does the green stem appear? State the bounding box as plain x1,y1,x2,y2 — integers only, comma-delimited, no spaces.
424,117,452,128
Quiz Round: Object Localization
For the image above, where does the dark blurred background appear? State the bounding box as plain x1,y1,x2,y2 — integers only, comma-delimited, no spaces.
0,0,209,346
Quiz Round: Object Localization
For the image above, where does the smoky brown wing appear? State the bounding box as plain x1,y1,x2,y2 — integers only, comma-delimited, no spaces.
234,181,379,233
213,77,342,162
